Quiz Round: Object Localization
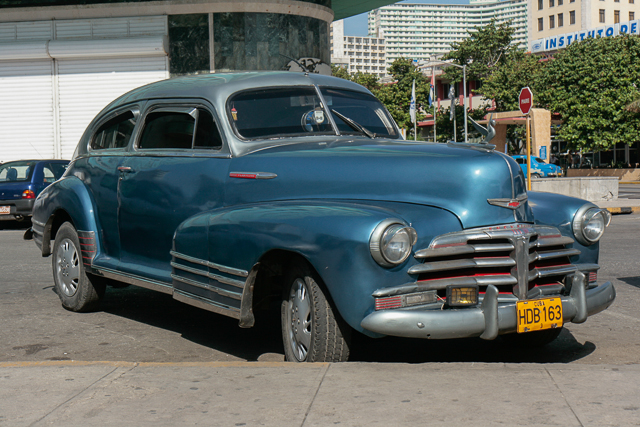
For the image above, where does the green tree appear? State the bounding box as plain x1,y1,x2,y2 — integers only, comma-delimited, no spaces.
441,19,517,84
536,35,640,152
376,58,430,136
480,51,544,111
331,64,351,81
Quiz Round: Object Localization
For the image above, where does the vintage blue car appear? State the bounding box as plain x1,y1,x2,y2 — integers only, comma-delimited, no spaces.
28,72,615,362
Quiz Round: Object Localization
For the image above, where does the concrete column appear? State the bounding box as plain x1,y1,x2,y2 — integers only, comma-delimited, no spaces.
531,108,551,159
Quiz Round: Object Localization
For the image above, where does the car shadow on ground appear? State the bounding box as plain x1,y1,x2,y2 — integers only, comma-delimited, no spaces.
0,219,31,231
618,276,640,289
98,286,596,364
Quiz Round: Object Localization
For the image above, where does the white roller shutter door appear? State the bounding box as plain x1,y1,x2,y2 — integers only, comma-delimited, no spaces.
0,59,56,162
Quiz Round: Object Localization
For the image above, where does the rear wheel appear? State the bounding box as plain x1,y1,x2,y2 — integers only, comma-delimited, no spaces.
52,222,105,312
501,328,562,348
531,173,541,179
281,263,350,362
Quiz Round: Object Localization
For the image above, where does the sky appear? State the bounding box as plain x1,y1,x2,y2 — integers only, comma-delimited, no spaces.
343,0,471,36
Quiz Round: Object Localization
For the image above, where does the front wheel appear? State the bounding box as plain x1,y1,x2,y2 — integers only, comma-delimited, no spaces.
281,264,350,362
52,222,105,312
531,173,541,179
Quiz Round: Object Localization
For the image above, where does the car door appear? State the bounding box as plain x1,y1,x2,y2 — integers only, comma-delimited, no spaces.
117,103,229,283
77,108,139,264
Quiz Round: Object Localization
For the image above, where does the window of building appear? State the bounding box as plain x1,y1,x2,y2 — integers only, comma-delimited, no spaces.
631,11,636,20
549,0,554,6
559,0,563,5
631,0,635,4
600,9,605,22
558,13,564,26
570,10,576,24
549,15,555,28
538,17,544,30
615,0,620,2
570,0,575,2
614,10,620,23
538,0,544,9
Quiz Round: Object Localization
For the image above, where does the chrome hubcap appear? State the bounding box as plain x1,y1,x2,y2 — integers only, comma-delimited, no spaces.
55,238,80,297
288,279,312,361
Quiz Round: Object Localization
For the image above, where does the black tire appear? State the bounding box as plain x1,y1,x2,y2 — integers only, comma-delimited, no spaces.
531,173,541,179
501,327,562,348
281,263,350,362
52,222,106,312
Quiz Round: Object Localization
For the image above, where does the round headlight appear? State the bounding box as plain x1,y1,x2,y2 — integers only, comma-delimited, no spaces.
370,219,417,267
572,205,612,245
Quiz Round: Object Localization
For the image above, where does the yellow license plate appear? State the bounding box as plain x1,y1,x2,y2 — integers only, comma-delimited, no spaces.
0,206,10,215
516,297,563,333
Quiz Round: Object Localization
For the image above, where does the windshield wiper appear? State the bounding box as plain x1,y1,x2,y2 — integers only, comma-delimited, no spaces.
331,109,376,139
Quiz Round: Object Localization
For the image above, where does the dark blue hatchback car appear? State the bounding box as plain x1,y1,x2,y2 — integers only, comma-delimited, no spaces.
0,160,69,221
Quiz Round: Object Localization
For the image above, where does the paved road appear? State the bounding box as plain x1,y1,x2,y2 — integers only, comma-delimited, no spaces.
619,183,640,199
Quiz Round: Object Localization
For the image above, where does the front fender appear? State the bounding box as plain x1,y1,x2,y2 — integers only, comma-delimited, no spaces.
528,191,599,264
174,200,463,333
32,176,100,257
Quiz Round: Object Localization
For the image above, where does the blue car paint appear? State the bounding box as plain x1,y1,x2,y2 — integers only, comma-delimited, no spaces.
512,155,562,177
30,72,613,344
173,200,462,334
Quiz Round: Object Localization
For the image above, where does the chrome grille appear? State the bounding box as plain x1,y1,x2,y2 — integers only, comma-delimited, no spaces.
409,224,580,300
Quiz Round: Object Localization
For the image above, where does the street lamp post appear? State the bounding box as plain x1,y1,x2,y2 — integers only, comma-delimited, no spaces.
419,60,468,144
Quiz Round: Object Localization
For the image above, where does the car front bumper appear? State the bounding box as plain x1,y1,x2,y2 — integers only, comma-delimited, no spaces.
0,199,34,220
361,272,615,340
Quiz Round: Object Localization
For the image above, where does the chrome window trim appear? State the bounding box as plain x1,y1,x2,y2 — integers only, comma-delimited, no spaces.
131,100,229,156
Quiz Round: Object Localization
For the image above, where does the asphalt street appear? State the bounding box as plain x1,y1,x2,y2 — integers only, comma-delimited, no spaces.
619,183,640,199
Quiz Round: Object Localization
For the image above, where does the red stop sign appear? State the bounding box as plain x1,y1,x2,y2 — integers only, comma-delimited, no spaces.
519,87,533,115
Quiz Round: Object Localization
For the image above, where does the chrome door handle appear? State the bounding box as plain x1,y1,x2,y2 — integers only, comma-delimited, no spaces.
117,166,135,173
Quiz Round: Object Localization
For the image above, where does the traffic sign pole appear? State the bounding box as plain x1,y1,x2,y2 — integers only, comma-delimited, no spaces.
519,87,534,191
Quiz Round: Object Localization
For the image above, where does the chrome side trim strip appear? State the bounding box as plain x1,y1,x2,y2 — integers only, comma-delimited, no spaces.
170,261,245,289
93,267,173,295
31,218,46,227
171,274,242,300
173,290,240,320
170,251,248,278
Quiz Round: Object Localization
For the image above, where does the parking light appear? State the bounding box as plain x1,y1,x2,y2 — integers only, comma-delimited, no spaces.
446,285,479,306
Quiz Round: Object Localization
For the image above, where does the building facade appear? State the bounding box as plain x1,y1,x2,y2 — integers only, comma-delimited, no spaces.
0,0,336,161
530,0,640,51
330,19,387,77
368,0,528,70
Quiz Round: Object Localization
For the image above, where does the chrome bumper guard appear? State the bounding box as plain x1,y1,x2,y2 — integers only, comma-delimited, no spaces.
361,271,616,340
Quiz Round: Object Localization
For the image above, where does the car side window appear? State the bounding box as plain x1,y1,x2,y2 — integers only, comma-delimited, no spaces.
194,110,223,149
516,158,524,164
45,163,67,181
91,111,136,150
139,109,222,150
43,166,56,183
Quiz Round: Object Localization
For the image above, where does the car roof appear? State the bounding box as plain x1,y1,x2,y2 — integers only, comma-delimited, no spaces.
104,71,371,111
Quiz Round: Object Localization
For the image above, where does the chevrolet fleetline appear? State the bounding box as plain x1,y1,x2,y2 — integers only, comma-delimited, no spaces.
29,72,616,362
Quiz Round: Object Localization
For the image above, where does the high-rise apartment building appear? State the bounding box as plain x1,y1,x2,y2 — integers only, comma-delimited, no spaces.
368,0,528,70
330,19,388,77
530,0,640,51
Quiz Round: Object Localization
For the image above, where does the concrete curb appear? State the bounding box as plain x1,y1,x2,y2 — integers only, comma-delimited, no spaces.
604,206,640,215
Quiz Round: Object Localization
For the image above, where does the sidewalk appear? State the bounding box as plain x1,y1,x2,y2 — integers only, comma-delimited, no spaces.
1,361,639,426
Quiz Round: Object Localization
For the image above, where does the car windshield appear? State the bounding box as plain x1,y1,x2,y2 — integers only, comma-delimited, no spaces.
227,86,398,140
0,161,35,182
320,87,398,138
535,157,547,163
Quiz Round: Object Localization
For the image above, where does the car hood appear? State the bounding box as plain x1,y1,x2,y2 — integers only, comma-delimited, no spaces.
226,139,533,229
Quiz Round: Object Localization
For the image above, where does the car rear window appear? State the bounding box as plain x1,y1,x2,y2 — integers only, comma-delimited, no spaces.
0,161,35,182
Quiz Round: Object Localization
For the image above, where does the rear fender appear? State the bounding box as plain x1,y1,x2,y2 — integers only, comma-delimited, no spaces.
32,176,100,260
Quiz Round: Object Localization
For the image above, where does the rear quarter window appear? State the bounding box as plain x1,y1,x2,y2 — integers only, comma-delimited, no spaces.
91,111,136,150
